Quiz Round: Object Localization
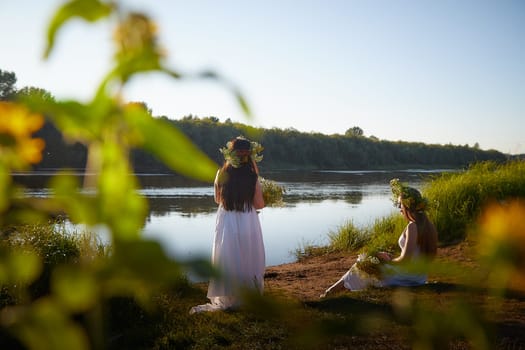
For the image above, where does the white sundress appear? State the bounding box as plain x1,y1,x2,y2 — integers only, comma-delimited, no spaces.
190,205,265,313
342,231,427,291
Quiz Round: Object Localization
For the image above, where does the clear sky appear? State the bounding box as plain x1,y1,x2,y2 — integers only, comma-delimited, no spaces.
1,0,524,154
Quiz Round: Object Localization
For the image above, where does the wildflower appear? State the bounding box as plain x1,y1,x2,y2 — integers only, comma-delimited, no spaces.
219,136,263,168
355,253,383,278
390,178,428,211
0,102,45,166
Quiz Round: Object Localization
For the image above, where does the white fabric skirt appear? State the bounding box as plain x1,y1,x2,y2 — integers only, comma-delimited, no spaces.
190,206,265,313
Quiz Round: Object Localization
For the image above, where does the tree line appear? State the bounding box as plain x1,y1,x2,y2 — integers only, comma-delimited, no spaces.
162,115,508,171
1,69,510,173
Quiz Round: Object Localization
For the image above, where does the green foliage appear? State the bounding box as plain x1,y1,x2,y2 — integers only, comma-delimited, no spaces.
424,160,525,243
45,0,113,59
327,220,370,252
20,112,510,172
170,117,508,171
1,222,104,302
0,69,17,101
294,215,404,260
292,241,333,261
365,214,406,253
345,126,364,137
1,0,250,348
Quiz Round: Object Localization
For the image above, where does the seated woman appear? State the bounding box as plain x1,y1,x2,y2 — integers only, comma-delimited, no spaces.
320,179,438,297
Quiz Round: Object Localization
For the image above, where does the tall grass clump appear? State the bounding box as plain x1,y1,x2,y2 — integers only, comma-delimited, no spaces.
365,214,407,253
325,214,406,255
5,220,106,265
423,160,525,243
2,221,105,300
327,220,370,253
292,220,368,260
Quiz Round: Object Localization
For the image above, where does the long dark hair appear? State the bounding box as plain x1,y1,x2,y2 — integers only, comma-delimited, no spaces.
406,209,438,258
217,138,258,211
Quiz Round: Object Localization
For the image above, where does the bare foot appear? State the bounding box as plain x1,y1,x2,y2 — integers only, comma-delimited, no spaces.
320,282,346,298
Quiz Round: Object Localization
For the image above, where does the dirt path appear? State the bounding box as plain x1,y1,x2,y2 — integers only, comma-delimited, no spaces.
265,252,356,300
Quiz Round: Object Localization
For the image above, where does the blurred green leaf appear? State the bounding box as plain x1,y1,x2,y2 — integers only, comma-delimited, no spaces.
97,141,147,239
235,90,252,117
49,172,100,225
181,258,216,279
8,251,42,285
197,70,252,119
112,48,162,84
12,298,90,350
112,239,182,281
44,0,113,58
52,266,98,312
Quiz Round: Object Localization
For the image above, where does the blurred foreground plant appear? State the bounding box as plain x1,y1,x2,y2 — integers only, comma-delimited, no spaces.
1,0,251,348
475,199,525,293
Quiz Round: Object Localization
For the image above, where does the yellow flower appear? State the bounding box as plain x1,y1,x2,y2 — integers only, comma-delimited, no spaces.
0,102,45,166
477,199,525,291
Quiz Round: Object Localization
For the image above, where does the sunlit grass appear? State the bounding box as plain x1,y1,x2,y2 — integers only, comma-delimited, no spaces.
327,220,369,252
424,160,525,243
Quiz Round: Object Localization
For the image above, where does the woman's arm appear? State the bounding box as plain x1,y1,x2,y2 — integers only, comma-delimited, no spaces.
214,169,221,205
252,178,265,209
391,222,418,263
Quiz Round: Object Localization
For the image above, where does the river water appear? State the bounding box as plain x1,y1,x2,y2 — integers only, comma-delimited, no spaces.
15,169,444,267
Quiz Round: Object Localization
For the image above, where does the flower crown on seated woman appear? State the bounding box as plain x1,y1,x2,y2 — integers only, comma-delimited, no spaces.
390,178,428,212
219,136,264,168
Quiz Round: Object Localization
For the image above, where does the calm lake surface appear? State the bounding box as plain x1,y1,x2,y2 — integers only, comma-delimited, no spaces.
15,170,445,267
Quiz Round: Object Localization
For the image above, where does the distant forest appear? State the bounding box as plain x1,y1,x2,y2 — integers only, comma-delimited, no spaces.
33,115,509,173
0,69,512,174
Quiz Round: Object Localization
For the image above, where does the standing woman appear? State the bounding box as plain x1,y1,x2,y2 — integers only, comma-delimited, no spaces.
321,179,438,297
191,136,265,313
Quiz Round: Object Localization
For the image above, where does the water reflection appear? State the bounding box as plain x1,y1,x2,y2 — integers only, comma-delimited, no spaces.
146,196,216,217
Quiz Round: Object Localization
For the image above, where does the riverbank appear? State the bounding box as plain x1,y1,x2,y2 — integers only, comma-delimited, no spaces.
264,241,479,301
259,240,525,348
186,239,525,348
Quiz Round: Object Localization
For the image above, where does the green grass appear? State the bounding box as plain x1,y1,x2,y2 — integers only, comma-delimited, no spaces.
1,220,106,302
4,220,106,264
295,214,407,260
424,160,525,243
327,220,369,252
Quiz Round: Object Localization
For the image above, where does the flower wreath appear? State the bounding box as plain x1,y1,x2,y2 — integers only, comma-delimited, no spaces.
219,136,264,168
390,178,428,212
